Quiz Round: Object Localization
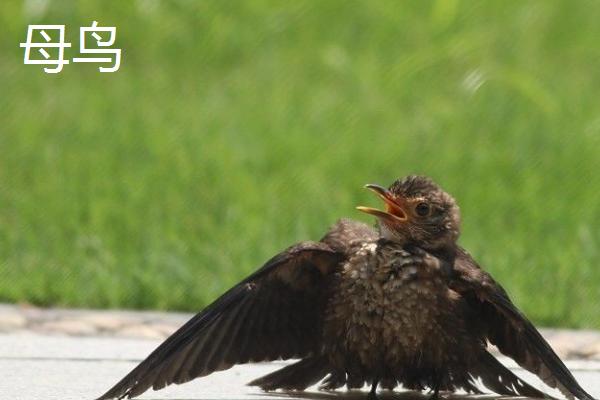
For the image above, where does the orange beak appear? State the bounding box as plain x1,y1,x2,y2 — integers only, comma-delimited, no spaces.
356,184,408,223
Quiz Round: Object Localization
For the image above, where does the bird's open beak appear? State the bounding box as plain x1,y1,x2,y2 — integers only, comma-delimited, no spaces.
356,184,408,223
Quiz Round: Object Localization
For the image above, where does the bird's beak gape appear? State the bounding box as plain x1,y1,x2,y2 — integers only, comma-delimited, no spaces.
356,184,408,223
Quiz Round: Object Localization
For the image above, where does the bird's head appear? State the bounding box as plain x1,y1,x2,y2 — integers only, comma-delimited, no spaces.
357,175,460,251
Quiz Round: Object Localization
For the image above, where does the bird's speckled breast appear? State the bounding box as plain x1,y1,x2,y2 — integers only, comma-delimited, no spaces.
324,240,466,370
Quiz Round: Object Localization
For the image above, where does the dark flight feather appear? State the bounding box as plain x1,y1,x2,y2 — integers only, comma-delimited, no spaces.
473,350,551,398
96,240,344,400
451,247,595,400
247,355,330,391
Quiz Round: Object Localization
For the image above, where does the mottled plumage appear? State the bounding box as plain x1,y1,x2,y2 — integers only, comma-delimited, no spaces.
96,176,595,400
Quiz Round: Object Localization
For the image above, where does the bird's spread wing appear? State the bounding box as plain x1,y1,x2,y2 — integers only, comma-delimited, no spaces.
96,241,344,400
451,247,595,400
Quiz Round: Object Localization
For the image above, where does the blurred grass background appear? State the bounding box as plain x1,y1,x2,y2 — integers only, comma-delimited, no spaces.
0,0,599,328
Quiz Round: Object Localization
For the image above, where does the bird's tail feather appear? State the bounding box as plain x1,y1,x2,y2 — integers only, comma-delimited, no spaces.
248,356,330,391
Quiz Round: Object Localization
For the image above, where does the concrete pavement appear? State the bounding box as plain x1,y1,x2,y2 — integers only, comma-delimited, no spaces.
3,332,600,400
2,304,600,400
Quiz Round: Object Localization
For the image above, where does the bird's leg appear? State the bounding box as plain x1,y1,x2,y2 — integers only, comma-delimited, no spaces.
367,377,380,400
429,371,441,400
429,385,440,400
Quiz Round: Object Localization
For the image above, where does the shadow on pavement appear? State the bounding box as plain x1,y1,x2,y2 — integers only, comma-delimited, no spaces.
139,393,528,400
259,390,527,400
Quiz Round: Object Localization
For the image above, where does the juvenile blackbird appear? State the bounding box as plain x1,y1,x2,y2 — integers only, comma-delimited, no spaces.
96,175,595,400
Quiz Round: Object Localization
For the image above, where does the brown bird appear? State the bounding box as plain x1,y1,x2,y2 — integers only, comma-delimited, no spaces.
96,175,595,400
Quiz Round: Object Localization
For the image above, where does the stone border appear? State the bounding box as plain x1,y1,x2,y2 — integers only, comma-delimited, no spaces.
2,303,600,360
0,303,188,339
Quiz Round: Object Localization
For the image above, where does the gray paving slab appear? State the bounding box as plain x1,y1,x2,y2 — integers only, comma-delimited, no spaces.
2,333,600,400
3,304,600,361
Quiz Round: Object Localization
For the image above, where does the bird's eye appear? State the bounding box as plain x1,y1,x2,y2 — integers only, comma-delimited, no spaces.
415,202,430,217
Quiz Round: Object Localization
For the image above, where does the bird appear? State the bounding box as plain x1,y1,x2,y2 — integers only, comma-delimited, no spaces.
96,175,595,400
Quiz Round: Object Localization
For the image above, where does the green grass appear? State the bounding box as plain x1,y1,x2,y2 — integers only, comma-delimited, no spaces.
1,1,599,328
